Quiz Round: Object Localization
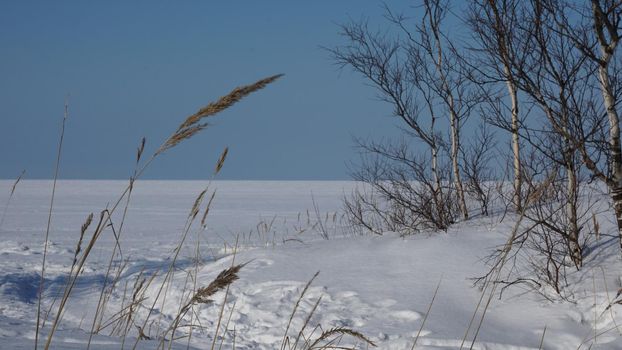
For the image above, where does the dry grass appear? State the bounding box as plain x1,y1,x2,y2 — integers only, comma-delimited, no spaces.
281,271,320,350
411,278,441,350
278,271,375,350
306,327,376,349
38,75,282,350
201,190,217,229
191,264,244,305
158,74,283,155
161,263,245,348
72,213,93,270
176,74,283,131
215,147,229,175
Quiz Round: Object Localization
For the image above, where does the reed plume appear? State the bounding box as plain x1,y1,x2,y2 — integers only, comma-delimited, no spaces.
72,213,93,269
201,190,217,228
215,147,229,175
306,327,376,349
157,74,283,155
191,263,244,305
177,74,283,131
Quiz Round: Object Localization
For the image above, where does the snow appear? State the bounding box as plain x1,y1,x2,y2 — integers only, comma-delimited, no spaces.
1,180,622,349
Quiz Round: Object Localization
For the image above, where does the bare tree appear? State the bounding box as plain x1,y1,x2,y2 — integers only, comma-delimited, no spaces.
480,147,597,297
329,17,448,228
541,0,622,251
331,0,482,232
468,0,528,212
414,0,472,220
473,0,600,267
473,0,608,290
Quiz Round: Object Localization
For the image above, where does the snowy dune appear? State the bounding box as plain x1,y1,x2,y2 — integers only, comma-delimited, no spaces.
1,180,622,349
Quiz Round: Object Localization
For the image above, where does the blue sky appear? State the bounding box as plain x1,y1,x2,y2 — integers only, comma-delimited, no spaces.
0,0,424,180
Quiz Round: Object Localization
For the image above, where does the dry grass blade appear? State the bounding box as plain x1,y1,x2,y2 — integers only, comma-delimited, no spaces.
136,137,146,163
163,261,242,350
411,278,441,350
0,169,26,231
217,300,238,350
281,271,320,350
592,213,600,241
210,240,240,350
190,190,208,220
215,147,229,174
293,296,322,349
307,327,376,349
10,169,25,197
44,209,112,350
192,263,245,304
461,171,558,350
98,295,147,332
135,325,151,340
72,213,93,268
158,74,283,155
201,190,217,228
37,98,69,350
604,287,622,312
599,267,622,335
177,74,284,132
159,123,209,154
538,325,547,350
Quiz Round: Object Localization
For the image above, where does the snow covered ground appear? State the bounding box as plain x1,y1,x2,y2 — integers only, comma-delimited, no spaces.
1,180,622,349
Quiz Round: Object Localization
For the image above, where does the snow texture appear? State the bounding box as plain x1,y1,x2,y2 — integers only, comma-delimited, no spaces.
1,180,621,349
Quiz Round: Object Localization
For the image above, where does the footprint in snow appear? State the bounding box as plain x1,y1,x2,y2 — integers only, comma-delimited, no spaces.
389,310,422,321
249,258,274,269
335,290,358,298
374,298,398,308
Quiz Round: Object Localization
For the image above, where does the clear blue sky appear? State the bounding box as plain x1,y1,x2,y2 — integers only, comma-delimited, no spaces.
0,0,422,180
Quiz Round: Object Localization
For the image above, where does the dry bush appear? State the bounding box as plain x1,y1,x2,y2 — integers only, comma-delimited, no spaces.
344,138,459,236
479,151,598,299
461,124,497,217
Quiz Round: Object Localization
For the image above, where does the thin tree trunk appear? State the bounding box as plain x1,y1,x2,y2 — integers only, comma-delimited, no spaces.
427,1,468,221
591,0,622,251
430,113,446,228
506,75,522,212
566,160,582,268
599,65,622,249
431,144,446,227
449,105,469,220
592,1,622,249
487,0,522,212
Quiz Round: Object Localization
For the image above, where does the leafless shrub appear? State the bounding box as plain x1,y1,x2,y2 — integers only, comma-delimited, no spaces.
344,138,459,235
479,149,598,298
461,124,497,216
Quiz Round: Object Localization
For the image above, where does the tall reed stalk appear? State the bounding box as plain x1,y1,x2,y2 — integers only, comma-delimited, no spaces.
0,169,25,231
35,98,68,350
86,138,145,349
